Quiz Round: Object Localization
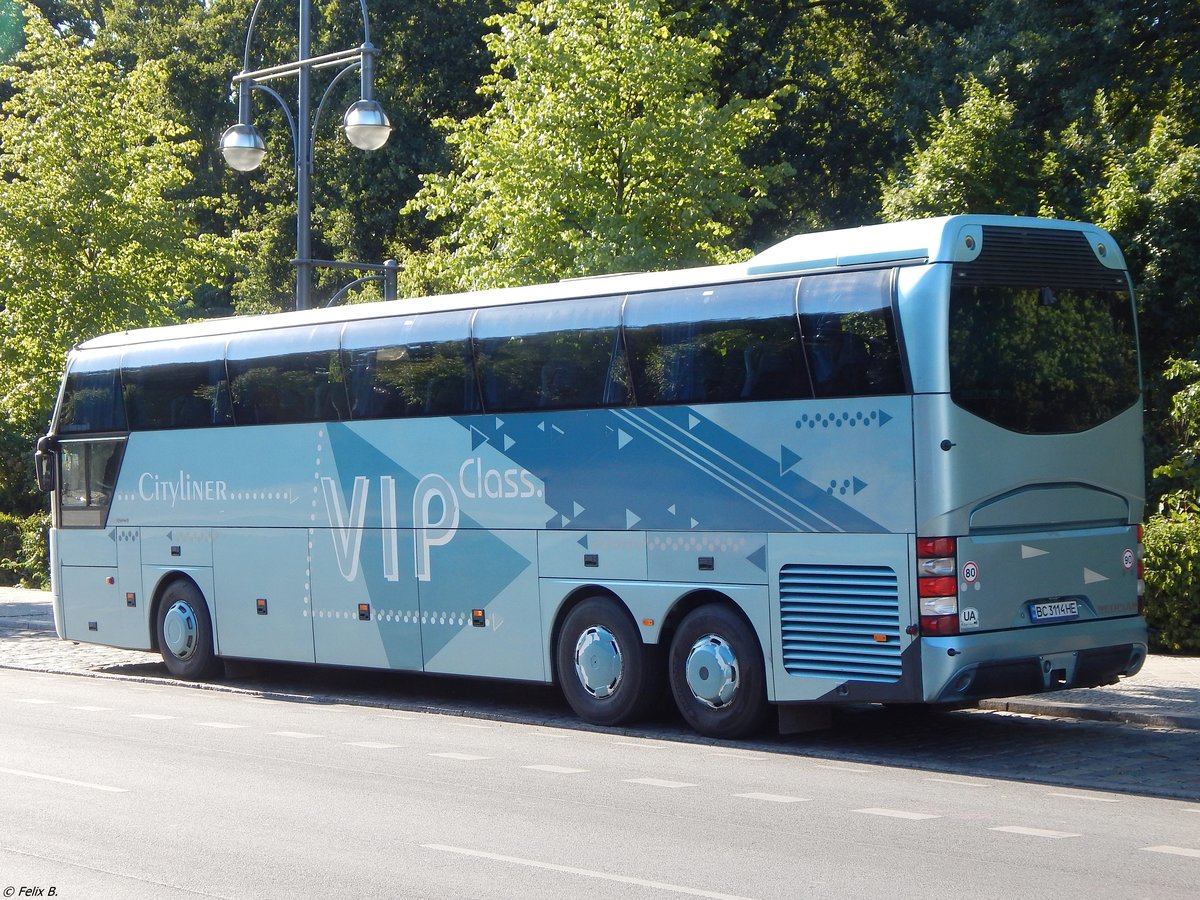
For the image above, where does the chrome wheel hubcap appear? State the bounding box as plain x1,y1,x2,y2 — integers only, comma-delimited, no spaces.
162,600,198,660
684,634,738,709
574,625,623,699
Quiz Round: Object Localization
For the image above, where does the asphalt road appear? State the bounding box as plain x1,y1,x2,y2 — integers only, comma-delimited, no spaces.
2,668,1198,900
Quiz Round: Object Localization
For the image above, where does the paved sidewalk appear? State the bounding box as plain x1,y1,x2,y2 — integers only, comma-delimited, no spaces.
2,585,1197,730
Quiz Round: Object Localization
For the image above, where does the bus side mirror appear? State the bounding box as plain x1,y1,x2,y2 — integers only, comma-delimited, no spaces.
34,435,56,492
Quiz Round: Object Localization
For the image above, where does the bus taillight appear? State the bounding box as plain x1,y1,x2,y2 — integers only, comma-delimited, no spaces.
917,537,959,636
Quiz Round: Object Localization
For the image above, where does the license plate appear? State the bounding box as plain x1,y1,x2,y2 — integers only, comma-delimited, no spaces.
1030,600,1079,622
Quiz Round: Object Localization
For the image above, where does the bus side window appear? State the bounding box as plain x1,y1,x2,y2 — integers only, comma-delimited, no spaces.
227,325,348,425
342,310,479,420
123,339,233,430
623,280,808,406
798,270,906,398
472,297,623,414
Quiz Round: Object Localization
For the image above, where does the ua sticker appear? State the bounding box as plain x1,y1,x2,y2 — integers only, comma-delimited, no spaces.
959,608,980,629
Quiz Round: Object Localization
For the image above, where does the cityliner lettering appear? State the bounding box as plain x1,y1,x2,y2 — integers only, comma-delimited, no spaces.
138,471,228,506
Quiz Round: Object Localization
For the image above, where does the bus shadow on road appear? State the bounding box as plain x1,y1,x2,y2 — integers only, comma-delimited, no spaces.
98,655,1199,803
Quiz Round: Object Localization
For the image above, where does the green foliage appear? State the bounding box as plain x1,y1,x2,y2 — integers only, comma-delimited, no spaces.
0,511,49,588
1142,508,1200,653
0,5,238,438
400,0,789,292
881,76,1039,220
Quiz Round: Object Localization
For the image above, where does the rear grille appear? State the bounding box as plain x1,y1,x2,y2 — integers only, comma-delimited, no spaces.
779,564,902,682
953,226,1127,291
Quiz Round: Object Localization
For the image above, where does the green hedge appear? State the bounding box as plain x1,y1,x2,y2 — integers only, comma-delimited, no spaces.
1142,512,1200,653
0,511,49,589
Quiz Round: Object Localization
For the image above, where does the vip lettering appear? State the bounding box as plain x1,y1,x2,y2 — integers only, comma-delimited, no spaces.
320,474,461,583
138,471,228,506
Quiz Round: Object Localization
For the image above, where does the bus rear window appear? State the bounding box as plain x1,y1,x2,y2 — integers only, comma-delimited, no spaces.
949,284,1139,434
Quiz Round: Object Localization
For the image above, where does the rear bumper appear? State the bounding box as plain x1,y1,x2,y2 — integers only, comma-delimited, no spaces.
921,616,1147,703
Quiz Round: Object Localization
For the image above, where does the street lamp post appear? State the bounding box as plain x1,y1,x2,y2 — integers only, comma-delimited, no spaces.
220,0,394,311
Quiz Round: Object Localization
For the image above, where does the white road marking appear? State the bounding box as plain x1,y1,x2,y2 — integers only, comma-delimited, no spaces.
196,722,248,729
1143,846,1200,859
613,741,668,749
378,714,416,721
734,793,809,803
130,714,176,720
270,731,324,739
451,722,492,729
346,742,402,749
990,826,1080,839
924,777,988,787
430,752,491,761
624,778,695,788
424,844,758,900
855,808,941,820
0,766,127,794
14,698,55,704
71,706,112,711
1048,792,1122,803
522,765,588,774
814,764,870,773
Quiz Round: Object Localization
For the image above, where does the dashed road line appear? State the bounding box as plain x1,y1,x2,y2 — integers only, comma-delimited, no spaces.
814,764,870,773
624,778,695,789
855,808,940,820
70,705,112,711
522,765,588,774
1143,846,1200,859
14,698,55,704
130,714,176,720
196,722,249,729
990,826,1080,839
346,741,402,749
424,844,758,900
270,731,324,739
430,752,491,761
924,777,988,787
1048,792,1121,803
0,765,128,794
734,793,808,803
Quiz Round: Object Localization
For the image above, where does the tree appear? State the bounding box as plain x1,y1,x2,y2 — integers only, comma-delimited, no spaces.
880,76,1039,220
0,6,236,441
399,0,789,293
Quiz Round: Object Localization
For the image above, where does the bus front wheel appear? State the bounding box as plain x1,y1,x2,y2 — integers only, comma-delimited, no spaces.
669,603,769,739
156,579,222,680
556,597,663,727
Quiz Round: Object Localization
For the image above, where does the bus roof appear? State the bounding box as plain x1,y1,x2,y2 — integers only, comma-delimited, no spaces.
76,214,1123,352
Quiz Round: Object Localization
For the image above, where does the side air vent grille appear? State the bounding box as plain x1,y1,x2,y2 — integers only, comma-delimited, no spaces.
779,563,902,682
953,226,1127,291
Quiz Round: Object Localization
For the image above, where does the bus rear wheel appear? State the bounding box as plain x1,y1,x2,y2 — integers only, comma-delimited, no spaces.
669,603,769,739
156,579,221,680
556,597,663,727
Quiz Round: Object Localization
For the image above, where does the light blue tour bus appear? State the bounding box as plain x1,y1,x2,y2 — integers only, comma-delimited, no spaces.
35,214,1148,738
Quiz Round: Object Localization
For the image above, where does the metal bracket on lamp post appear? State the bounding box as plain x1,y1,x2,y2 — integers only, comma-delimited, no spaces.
221,0,394,311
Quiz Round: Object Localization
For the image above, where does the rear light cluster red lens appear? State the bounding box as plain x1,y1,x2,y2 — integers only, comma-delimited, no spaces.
918,536,958,636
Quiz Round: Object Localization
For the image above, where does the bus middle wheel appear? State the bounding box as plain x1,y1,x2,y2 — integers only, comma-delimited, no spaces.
556,597,663,727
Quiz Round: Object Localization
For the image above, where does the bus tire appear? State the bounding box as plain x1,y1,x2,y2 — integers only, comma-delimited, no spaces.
556,597,663,727
156,579,222,680
669,603,769,739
